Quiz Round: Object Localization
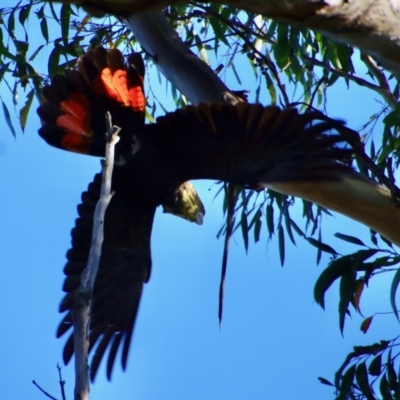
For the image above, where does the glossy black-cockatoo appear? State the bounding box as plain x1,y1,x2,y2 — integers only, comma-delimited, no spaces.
37,46,353,381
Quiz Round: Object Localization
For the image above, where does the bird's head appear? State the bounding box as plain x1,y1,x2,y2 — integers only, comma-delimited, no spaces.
162,181,205,225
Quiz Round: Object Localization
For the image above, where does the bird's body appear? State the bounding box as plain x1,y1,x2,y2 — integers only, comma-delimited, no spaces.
37,46,352,381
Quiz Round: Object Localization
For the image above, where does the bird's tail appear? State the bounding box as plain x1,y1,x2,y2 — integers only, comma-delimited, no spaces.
37,46,145,159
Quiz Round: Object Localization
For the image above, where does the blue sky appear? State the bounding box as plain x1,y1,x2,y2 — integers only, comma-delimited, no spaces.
0,4,398,399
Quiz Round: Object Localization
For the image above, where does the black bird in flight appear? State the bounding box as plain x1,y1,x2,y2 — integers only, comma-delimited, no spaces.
37,46,352,381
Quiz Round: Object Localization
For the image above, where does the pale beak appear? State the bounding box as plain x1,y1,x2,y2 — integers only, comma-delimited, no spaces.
195,212,204,225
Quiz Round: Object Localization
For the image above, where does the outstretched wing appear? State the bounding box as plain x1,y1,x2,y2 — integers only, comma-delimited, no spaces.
144,102,353,185
57,169,156,381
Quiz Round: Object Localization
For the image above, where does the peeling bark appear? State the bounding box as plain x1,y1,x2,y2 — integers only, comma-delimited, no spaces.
265,172,400,247
124,12,237,104
60,0,400,78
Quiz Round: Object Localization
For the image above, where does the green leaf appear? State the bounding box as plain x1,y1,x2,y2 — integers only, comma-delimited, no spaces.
264,71,276,104
0,28,18,61
2,100,16,138
265,20,277,41
386,351,397,391
194,33,209,65
334,232,365,247
241,210,249,253
365,256,400,268
379,375,393,400
40,18,49,43
25,62,43,101
360,316,373,333
48,44,62,75
368,354,382,377
353,341,388,356
380,234,393,248
7,7,15,37
60,5,71,47
314,255,352,308
208,14,228,46
290,219,304,238
0,62,11,83
48,2,60,23
284,210,296,246
354,249,379,262
37,4,45,19
274,24,289,70
18,4,31,28
336,43,354,74
317,377,334,387
317,229,322,265
390,266,400,320
378,143,395,164
326,42,341,70
145,109,155,123
383,111,400,126
19,89,34,131
278,225,285,266
370,230,378,247
307,237,337,255
339,267,357,334
355,362,375,400
370,140,376,159
266,203,274,237
337,364,356,400
253,210,262,243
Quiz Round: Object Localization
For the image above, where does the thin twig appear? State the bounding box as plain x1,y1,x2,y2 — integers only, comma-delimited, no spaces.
308,76,326,110
57,364,67,400
302,54,397,110
73,112,120,400
32,380,58,400
192,3,290,106
360,52,397,110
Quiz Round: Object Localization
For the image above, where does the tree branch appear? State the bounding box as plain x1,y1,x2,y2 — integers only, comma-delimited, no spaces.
57,0,400,80
123,11,240,105
265,171,400,248
72,113,120,400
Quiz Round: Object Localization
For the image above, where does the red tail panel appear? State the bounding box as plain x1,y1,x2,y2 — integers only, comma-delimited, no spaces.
60,132,93,155
94,68,145,111
38,47,146,158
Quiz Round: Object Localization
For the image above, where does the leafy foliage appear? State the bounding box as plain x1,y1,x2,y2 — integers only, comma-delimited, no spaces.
2,1,400,399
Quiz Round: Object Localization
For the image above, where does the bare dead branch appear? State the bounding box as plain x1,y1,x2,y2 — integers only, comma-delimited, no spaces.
72,112,120,400
57,364,67,400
